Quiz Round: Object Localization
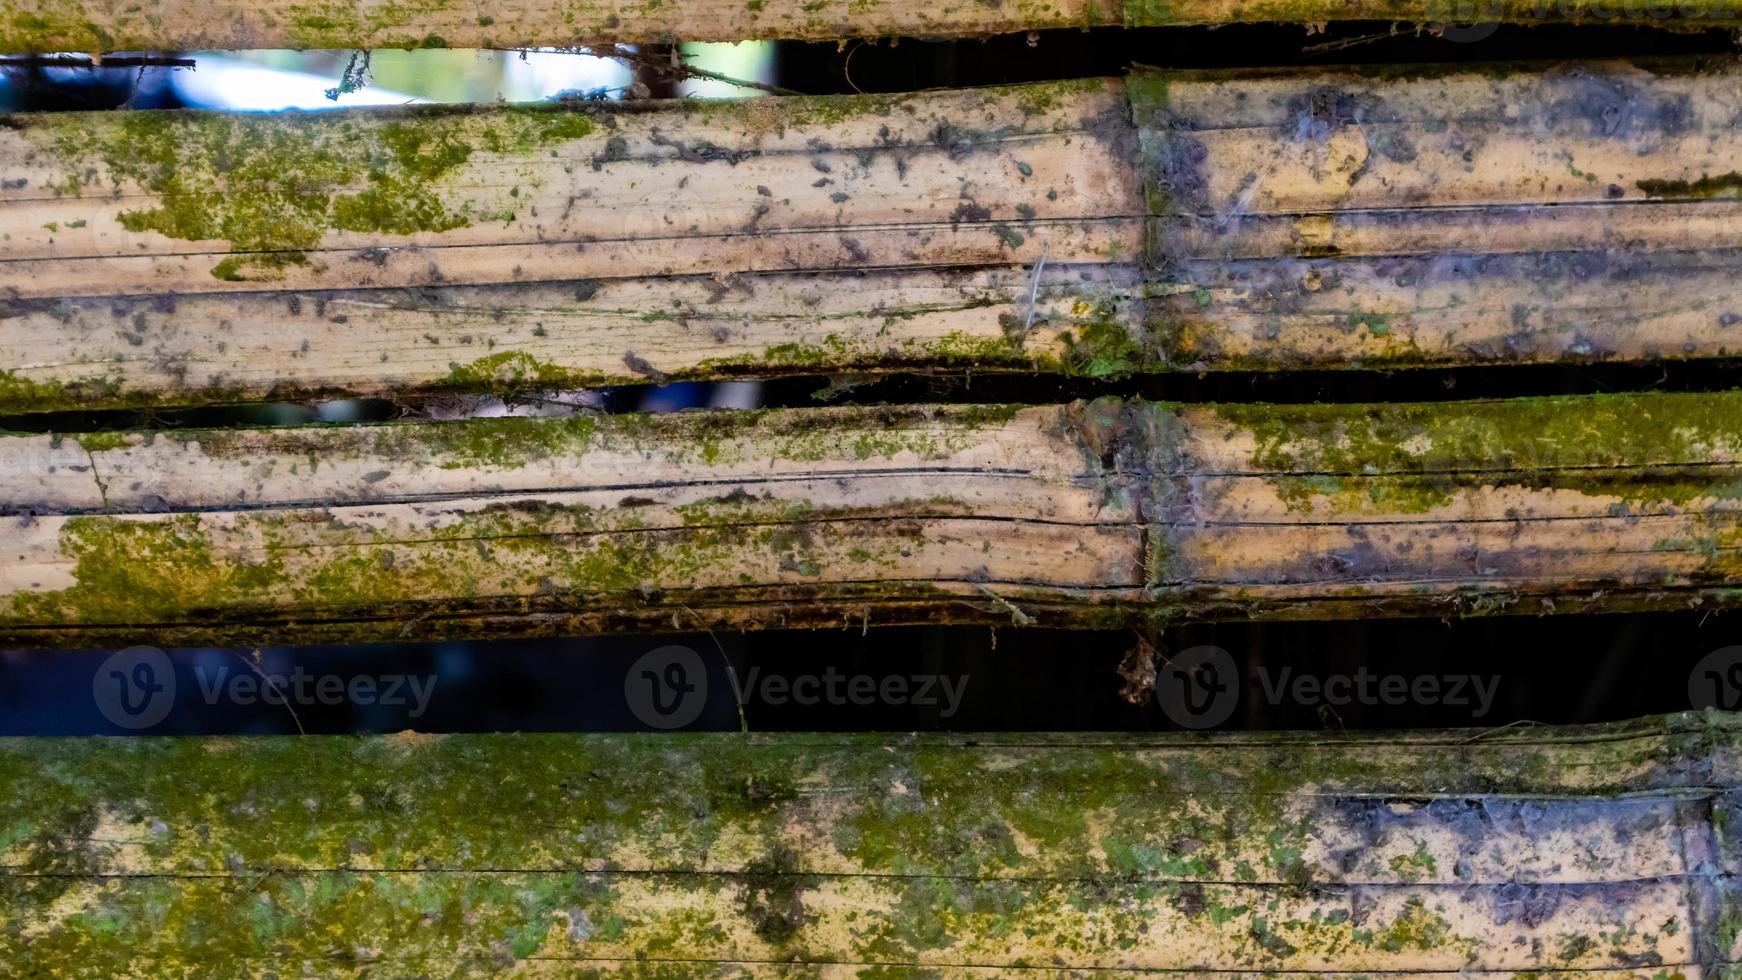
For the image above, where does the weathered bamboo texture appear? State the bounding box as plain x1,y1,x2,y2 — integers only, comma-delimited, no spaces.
1140,61,1742,371
6,390,1742,645
2,713,1740,974
1142,60,1742,371
2,0,1741,50
3,61,1740,413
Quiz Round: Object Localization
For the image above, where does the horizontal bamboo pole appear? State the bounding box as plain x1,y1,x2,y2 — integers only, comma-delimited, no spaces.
6,390,1742,645
2,0,1740,51
1138,61,1742,372
2,60,1740,412
2,713,1739,973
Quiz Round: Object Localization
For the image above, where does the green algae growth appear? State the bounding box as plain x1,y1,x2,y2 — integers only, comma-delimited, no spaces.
27,104,597,279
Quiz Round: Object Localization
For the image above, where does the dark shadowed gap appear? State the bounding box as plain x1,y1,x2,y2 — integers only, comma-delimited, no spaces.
8,357,1742,435
772,24,1740,95
6,610,1735,735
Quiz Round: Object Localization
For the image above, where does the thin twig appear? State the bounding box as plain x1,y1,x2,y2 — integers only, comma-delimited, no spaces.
229,648,306,736
1300,27,1405,56
841,41,866,95
1462,719,1543,743
681,605,748,734
972,584,1033,626
1020,241,1051,338
121,64,147,109
663,64,802,97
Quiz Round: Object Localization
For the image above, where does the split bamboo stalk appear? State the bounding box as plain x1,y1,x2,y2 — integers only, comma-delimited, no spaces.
1,713,1738,973
2,0,1740,51
6,390,1742,646
2,60,1740,413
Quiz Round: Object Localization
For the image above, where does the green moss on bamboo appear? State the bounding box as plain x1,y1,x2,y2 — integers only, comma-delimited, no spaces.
0,0,118,51
277,0,454,49
0,403,1038,628
1061,316,1150,376
1637,171,1742,199
0,368,178,414
2,718,1708,969
67,430,132,453
671,76,1116,133
692,331,1053,376
436,350,610,394
70,402,1024,474
723,296,1152,380
27,104,597,280
0,369,74,412
0,501,896,627
1213,389,1742,513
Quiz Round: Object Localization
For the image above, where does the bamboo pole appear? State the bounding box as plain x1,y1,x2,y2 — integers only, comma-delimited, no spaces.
1,714,1738,973
3,62,1740,412
2,0,1740,51
6,391,1742,645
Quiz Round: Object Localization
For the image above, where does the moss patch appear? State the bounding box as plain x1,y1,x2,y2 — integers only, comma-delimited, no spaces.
1212,389,1742,513
1,718,1715,970
1637,171,1742,199
0,404,1033,629
28,104,598,280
